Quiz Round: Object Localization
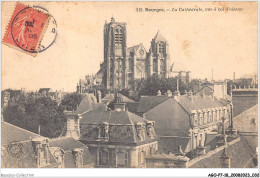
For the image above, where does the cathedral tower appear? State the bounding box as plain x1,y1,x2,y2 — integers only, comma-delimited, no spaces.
147,30,170,78
104,17,127,90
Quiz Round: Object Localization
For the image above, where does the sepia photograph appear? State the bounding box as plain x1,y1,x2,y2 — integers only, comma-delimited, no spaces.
1,1,259,177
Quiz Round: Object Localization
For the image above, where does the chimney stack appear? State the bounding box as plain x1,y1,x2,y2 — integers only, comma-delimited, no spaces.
187,91,193,102
157,90,161,96
96,90,102,103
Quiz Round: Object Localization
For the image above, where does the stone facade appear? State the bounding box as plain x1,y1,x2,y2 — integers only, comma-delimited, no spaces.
102,17,170,90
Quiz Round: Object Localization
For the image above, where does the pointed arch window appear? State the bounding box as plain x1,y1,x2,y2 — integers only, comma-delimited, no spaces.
115,27,123,46
153,59,156,72
158,42,164,54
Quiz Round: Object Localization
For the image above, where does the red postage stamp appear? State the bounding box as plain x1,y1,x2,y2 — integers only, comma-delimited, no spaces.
2,3,51,56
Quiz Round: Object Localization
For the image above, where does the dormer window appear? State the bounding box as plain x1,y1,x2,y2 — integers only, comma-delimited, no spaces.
98,122,109,140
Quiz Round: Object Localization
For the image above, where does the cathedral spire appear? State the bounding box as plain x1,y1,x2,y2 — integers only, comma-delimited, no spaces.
153,30,167,42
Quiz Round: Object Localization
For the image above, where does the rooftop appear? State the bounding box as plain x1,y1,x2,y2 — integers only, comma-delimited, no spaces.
1,121,40,146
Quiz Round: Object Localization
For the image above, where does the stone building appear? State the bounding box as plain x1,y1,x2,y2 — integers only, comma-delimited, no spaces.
93,17,170,90
136,89,229,157
1,121,94,168
63,94,158,168
232,87,258,117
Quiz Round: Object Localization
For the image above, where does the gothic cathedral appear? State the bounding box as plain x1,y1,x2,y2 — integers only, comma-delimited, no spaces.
102,17,170,90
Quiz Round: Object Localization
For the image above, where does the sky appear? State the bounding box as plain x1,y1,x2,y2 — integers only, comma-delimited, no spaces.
2,1,258,92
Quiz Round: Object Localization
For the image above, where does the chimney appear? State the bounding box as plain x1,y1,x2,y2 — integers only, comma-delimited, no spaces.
166,90,172,97
216,117,227,147
201,90,205,99
157,90,161,96
64,110,80,140
187,91,193,102
219,148,231,168
96,90,102,103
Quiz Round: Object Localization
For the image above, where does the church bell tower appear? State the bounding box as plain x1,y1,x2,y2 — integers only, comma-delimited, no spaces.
104,17,127,90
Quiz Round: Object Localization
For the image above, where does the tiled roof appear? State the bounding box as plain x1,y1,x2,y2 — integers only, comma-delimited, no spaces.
1,122,40,146
189,138,257,168
158,136,191,154
136,95,169,113
75,93,97,114
153,31,167,42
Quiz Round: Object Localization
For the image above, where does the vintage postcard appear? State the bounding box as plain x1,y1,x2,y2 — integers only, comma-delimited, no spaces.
1,1,258,177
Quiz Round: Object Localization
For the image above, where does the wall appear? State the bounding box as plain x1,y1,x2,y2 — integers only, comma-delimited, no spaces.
214,82,227,99
232,89,258,117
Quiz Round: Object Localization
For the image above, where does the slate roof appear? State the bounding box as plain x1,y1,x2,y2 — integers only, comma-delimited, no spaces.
177,95,225,114
1,122,40,146
127,44,141,55
79,110,158,145
1,122,58,168
158,136,191,155
153,30,167,42
204,133,217,151
49,137,87,151
136,95,169,113
189,138,257,168
126,102,139,113
80,110,148,125
101,93,135,105
137,94,225,114
75,93,97,114
233,104,258,133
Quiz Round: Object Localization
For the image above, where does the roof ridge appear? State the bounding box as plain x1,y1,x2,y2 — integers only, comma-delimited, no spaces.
142,97,171,113
50,136,71,141
2,121,40,137
126,111,137,143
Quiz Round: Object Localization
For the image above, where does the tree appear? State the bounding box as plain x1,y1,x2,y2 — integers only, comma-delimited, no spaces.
137,75,192,98
3,93,66,138
60,93,84,111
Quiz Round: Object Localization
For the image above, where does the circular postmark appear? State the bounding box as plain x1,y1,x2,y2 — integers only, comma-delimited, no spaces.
7,141,24,158
10,4,57,54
